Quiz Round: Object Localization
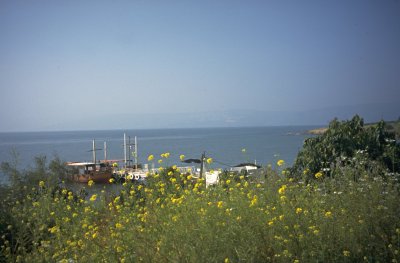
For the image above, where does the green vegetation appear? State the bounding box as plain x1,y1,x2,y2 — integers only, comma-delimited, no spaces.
294,115,400,180
1,116,399,262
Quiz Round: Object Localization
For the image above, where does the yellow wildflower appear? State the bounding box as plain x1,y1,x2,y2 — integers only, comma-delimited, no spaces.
48,226,60,234
315,172,323,179
278,185,287,195
241,148,246,153
343,250,350,257
147,154,154,161
206,158,213,164
115,223,123,229
325,211,333,218
295,208,303,214
109,178,115,183
90,194,97,202
277,159,285,166
161,152,170,158
180,154,185,161
217,201,223,208
88,180,94,187
39,181,45,188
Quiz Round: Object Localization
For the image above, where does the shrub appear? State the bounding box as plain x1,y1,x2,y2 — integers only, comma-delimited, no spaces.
291,115,400,181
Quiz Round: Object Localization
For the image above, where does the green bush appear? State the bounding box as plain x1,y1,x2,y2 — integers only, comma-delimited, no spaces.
291,115,400,180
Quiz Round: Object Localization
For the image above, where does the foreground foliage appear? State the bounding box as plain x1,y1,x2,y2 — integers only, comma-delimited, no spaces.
1,116,399,262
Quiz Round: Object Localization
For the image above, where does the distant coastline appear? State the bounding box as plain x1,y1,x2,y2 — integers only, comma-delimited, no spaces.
307,127,328,135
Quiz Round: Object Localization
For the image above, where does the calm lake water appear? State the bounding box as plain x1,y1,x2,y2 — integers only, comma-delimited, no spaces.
0,126,316,182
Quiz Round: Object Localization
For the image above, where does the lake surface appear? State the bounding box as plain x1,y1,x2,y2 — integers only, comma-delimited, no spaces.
0,126,316,182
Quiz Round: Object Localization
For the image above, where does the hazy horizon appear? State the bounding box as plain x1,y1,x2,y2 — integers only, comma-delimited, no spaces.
1,1,399,132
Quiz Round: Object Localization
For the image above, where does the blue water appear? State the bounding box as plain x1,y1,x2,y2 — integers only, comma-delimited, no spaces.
0,126,316,181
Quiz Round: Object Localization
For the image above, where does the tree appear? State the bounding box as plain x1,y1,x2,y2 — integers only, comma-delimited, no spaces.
290,115,400,180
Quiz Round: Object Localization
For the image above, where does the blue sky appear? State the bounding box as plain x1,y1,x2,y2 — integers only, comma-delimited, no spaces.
0,1,399,131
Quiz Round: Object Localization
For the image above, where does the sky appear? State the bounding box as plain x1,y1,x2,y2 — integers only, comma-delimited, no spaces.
0,0,399,131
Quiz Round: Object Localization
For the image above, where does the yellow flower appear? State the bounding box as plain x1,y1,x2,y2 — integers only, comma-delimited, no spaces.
161,152,170,158
115,223,123,229
325,211,333,218
39,181,45,188
48,226,60,234
315,172,323,179
224,258,230,263
277,159,285,166
158,159,163,164
109,178,115,183
88,180,94,187
278,185,287,195
295,208,303,214
217,201,223,208
147,154,154,161
180,154,185,161
206,158,213,164
343,250,350,257
90,194,97,202
241,148,246,153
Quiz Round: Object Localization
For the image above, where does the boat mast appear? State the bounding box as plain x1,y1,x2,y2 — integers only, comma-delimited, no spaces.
134,136,138,170
124,133,127,168
92,139,96,163
104,141,107,161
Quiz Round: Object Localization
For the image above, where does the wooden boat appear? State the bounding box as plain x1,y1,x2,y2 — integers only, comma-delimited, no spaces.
67,139,112,184
67,161,112,183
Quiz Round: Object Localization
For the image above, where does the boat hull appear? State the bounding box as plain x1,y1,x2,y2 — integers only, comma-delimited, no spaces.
72,171,112,184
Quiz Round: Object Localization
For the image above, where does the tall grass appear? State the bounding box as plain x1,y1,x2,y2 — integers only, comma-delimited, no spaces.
1,155,399,262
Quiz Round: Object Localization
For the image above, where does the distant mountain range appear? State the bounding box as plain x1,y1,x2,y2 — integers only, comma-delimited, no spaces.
51,102,399,131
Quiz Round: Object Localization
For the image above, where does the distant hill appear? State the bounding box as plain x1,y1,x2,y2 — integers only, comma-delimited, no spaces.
27,101,400,132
